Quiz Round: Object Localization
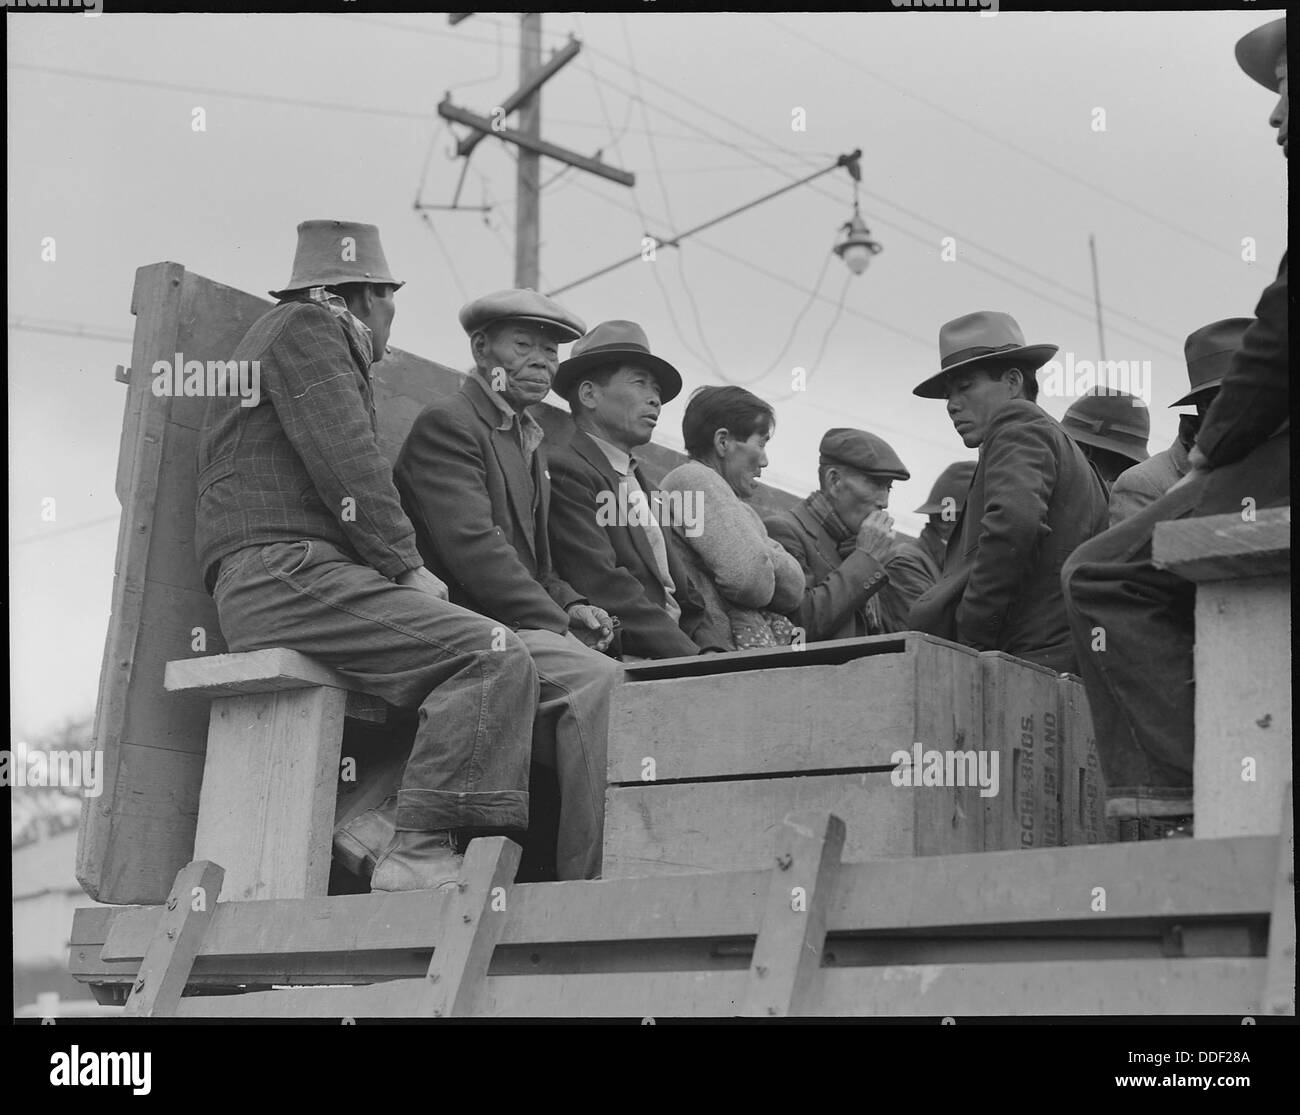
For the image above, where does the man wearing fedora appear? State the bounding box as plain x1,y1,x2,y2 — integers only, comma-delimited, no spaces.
764,428,907,643
394,290,621,881
1063,17,1288,840
196,221,539,894
875,460,977,633
1108,319,1246,526
1060,388,1151,492
547,321,728,659
907,311,1109,673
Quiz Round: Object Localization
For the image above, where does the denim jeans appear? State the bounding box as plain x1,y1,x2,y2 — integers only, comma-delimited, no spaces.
515,629,621,880
213,539,539,833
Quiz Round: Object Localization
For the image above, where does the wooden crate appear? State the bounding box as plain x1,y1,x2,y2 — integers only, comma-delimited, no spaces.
979,652,1062,851
603,634,986,877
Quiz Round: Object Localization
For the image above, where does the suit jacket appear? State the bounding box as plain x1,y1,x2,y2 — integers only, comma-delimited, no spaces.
1193,252,1289,516
763,500,888,642
195,298,422,591
1108,429,1190,527
547,429,719,658
909,400,1109,672
394,374,582,635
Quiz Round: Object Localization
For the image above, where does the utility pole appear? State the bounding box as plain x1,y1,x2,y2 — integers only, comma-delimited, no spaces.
515,13,542,289
439,13,634,290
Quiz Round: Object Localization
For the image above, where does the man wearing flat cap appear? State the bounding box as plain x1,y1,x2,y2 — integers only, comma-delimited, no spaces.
875,460,976,633
764,428,906,643
1063,17,1288,840
1060,388,1151,493
907,311,1108,672
197,221,540,895
394,289,621,880
1108,319,1247,526
547,321,728,659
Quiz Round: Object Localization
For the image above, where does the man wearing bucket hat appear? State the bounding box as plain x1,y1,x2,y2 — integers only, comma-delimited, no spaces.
196,221,540,894
764,428,908,643
1063,17,1288,840
1108,319,1247,526
547,320,728,659
875,460,977,633
394,290,621,880
906,311,1109,672
1060,388,1151,491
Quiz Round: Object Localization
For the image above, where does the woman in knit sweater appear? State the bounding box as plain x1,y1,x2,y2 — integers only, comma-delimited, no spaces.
659,386,805,650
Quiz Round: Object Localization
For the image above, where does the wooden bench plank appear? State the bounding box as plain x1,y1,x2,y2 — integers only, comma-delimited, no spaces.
91,836,1279,964
166,648,367,696
1153,507,1290,582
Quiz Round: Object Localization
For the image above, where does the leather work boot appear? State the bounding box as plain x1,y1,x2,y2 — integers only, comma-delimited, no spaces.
332,795,398,882
369,829,464,893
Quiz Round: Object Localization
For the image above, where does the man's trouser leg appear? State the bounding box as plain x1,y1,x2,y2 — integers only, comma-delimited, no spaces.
213,539,538,833
515,629,622,880
1061,480,1203,820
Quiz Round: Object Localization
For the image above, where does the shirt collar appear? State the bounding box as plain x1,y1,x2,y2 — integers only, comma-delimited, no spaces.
306,286,373,364
475,372,545,443
587,432,635,477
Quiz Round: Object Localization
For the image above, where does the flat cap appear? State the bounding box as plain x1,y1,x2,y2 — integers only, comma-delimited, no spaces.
458,288,586,343
818,427,910,481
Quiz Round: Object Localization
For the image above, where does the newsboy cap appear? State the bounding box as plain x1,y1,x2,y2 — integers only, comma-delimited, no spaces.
458,289,586,343
818,428,910,481
270,220,404,299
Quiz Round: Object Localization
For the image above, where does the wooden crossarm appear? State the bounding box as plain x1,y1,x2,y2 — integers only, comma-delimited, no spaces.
165,648,385,722
1153,506,1290,582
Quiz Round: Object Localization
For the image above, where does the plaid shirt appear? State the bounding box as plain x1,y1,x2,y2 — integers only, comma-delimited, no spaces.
194,295,422,590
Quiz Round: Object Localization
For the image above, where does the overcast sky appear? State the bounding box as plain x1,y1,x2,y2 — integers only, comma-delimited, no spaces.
8,9,1287,740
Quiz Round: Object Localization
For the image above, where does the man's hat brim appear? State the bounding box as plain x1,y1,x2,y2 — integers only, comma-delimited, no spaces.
270,278,405,300
554,347,683,403
911,345,1059,399
1236,18,1287,92
468,313,585,343
1169,379,1224,408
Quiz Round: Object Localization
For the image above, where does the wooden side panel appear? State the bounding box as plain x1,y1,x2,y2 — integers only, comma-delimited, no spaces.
193,688,348,901
1059,674,1108,846
602,773,975,878
981,652,1061,851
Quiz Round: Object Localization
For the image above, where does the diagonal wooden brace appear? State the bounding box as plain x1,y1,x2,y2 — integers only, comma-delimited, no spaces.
122,859,225,1017
417,836,523,1018
742,811,846,1018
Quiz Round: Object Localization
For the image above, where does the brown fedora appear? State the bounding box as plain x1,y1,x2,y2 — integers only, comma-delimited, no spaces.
1170,318,1252,406
554,320,683,402
913,311,1058,399
269,220,403,299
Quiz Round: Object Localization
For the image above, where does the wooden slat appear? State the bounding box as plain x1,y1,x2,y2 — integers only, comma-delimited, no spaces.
1153,507,1290,582
604,774,923,877
91,836,1279,966
1263,782,1295,1016
609,654,915,782
192,687,347,901
418,837,523,1017
1059,674,1108,845
742,813,844,1017
169,958,1264,1018
122,860,225,1017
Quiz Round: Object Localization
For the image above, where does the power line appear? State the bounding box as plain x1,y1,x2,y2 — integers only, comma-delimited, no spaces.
9,317,132,343
761,14,1239,262
767,269,854,403
10,514,120,548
